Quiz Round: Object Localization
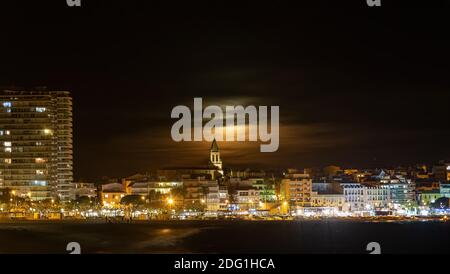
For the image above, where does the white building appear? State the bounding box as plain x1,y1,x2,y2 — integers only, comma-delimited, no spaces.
311,192,348,211
129,181,182,196
234,187,260,210
205,182,220,212
365,184,390,209
72,182,97,199
341,183,390,212
218,186,229,211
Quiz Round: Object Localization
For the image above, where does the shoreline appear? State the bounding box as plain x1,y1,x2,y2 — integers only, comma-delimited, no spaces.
0,216,447,224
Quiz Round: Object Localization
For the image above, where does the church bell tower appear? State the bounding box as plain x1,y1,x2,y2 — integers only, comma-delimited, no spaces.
209,139,223,173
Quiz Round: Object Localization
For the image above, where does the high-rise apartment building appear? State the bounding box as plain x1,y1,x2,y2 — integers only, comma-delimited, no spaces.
0,90,73,201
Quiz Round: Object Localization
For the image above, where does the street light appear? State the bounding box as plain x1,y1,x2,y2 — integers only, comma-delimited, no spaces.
167,198,174,205
281,201,289,215
10,190,17,208
43,129,53,135
167,197,174,217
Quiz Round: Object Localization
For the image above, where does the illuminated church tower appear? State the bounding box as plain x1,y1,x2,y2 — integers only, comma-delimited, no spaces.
209,139,223,174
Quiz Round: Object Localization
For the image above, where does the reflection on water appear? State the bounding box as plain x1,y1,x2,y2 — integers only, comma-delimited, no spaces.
0,220,448,254
160,228,171,234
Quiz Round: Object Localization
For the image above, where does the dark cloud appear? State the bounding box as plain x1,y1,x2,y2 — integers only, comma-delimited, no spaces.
1,2,449,180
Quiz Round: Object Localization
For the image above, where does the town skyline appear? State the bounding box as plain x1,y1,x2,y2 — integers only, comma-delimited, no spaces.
1,1,450,256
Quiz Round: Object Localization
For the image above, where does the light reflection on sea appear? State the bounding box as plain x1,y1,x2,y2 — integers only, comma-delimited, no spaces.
0,220,448,254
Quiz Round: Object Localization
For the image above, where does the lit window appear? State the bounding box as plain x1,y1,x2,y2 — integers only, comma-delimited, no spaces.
104,194,109,198
4,159,11,164
35,158,46,163
33,180,47,186
36,107,46,112
5,130,10,135
4,148,11,153
43,129,53,135
4,142,11,147
2,102,11,107
36,142,43,146
36,170,44,175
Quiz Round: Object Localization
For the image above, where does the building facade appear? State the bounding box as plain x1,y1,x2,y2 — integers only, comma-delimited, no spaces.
364,184,390,209
100,183,126,207
0,90,73,201
433,162,450,182
281,173,312,208
234,187,260,211
311,192,347,210
341,183,366,211
243,178,277,204
218,185,229,211
72,182,97,199
341,183,391,211
388,181,415,206
417,190,442,206
204,181,220,212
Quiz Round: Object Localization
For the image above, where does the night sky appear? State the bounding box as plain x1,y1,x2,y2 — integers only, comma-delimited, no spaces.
1,1,449,180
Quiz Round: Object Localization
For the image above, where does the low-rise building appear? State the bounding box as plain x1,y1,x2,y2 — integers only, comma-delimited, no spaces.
128,182,151,196
182,178,218,211
433,161,450,182
252,179,276,203
311,192,347,211
415,179,440,192
205,183,220,212
218,185,229,211
128,181,183,196
234,186,260,211
100,183,126,207
440,183,450,197
227,168,266,179
72,182,97,199
417,190,442,206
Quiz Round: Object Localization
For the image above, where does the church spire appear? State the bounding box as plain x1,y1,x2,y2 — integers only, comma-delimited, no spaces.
209,139,223,173
210,138,219,152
